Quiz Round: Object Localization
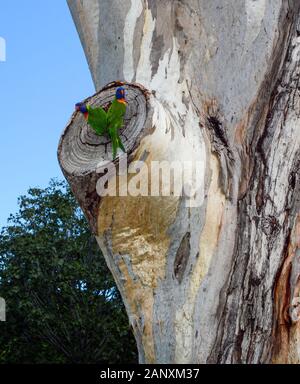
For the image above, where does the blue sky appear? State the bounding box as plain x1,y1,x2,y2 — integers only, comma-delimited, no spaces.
0,1,94,227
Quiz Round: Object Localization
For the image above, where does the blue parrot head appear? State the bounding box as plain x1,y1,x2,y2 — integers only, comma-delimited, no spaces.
75,102,88,114
116,87,126,100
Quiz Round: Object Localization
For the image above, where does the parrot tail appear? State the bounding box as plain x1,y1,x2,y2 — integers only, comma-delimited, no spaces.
117,135,125,152
112,136,126,159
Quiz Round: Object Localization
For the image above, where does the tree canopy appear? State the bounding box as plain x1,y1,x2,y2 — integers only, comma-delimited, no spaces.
0,179,137,363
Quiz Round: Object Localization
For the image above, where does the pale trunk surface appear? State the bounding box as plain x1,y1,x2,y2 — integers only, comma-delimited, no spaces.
58,0,300,363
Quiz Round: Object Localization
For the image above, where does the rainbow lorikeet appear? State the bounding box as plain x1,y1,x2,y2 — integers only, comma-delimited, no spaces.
75,103,107,135
107,87,126,159
75,87,127,159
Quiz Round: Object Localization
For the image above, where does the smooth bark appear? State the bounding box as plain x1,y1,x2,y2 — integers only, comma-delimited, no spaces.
58,0,300,363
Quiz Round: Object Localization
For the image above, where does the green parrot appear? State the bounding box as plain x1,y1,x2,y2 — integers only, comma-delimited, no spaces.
75,102,107,136
75,86,126,159
107,87,127,159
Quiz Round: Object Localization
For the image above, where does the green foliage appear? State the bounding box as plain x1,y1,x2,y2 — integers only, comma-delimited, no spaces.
0,179,137,363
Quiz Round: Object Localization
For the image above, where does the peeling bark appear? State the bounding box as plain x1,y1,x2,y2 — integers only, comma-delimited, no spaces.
59,0,300,363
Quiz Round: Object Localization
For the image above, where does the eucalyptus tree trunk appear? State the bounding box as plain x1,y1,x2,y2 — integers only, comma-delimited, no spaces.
58,0,300,364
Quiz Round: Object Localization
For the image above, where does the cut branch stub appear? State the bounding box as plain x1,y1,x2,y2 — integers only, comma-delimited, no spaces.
58,81,150,233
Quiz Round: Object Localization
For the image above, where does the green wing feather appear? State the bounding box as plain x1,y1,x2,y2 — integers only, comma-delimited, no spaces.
87,105,108,135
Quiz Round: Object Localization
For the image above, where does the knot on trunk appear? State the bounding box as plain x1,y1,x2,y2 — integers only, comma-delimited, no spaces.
290,297,300,323
58,81,150,176
57,81,151,233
